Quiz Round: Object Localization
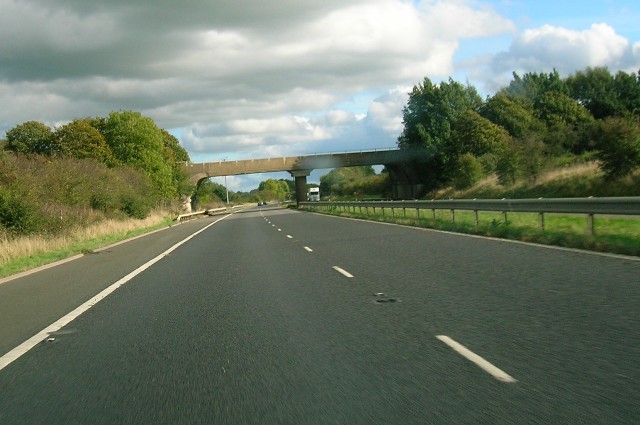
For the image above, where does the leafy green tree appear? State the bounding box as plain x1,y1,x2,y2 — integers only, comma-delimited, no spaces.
319,166,388,198
614,70,640,116
567,67,625,119
535,91,593,128
320,166,376,196
594,117,640,180
52,120,115,164
398,77,482,151
279,179,295,193
502,70,568,104
533,91,594,155
161,130,192,196
256,178,291,200
495,140,520,186
258,179,280,193
102,111,175,198
5,121,54,155
452,153,484,190
451,110,512,158
518,135,547,182
194,180,227,205
84,116,108,134
398,77,482,188
278,180,291,198
161,129,189,162
479,94,540,139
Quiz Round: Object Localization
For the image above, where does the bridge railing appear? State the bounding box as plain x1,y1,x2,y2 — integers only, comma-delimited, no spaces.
175,207,230,222
298,197,640,235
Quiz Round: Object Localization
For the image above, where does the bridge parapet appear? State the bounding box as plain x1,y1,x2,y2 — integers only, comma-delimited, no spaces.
182,149,413,180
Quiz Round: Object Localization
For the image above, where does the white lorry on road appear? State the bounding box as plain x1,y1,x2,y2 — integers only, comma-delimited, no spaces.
307,187,320,201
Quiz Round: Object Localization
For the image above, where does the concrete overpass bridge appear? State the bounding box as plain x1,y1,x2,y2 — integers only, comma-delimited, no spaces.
180,149,425,202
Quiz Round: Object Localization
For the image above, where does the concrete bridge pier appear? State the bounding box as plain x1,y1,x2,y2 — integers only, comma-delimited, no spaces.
290,170,311,204
387,163,425,199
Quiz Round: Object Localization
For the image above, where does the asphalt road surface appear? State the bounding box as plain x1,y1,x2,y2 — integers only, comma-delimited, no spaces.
1,206,638,424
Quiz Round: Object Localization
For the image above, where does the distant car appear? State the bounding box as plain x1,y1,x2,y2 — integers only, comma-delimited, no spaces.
257,201,267,206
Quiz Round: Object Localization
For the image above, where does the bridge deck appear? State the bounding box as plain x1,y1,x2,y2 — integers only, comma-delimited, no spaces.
181,149,411,182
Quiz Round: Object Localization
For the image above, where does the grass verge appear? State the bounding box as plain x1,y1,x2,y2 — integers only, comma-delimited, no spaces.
303,206,640,257
0,212,175,279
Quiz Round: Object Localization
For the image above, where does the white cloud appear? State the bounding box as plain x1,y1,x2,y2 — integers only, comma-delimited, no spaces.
490,23,638,76
364,87,409,135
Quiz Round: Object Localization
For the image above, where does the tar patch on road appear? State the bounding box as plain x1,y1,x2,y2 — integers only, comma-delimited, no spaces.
373,293,400,304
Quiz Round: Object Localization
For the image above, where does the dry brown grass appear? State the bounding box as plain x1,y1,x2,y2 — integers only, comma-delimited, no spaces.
432,162,603,199
533,162,600,185
0,212,168,267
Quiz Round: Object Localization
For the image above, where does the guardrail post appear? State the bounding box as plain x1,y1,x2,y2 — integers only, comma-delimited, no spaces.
416,208,420,219
432,209,436,220
391,207,395,218
403,207,406,217
588,214,595,235
450,209,455,223
474,210,479,226
503,211,508,223
539,212,545,231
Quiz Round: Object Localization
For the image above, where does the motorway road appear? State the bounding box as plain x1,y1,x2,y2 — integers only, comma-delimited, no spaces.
0,206,638,424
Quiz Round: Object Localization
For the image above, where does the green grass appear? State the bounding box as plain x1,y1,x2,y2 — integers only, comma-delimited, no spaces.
0,217,174,279
304,205,640,257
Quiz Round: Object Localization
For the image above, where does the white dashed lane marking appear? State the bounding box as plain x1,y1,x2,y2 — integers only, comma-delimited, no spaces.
436,335,517,383
333,266,354,278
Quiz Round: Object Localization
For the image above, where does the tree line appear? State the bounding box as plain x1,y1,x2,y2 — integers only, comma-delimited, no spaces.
397,67,640,192
193,178,295,207
3,111,191,197
1,111,191,236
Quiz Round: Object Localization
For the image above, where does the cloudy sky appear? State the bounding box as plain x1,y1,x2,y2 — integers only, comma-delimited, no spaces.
1,0,639,190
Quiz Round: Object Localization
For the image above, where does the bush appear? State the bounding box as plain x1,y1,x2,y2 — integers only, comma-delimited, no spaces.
453,154,484,189
120,195,151,219
0,152,160,236
594,117,640,180
519,136,547,182
0,188,42,234
495,141,520,186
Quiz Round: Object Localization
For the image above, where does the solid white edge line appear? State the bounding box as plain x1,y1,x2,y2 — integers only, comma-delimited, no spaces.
436,335,517,383
304,247,313,252
0,214,231,372
333,266,354,278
